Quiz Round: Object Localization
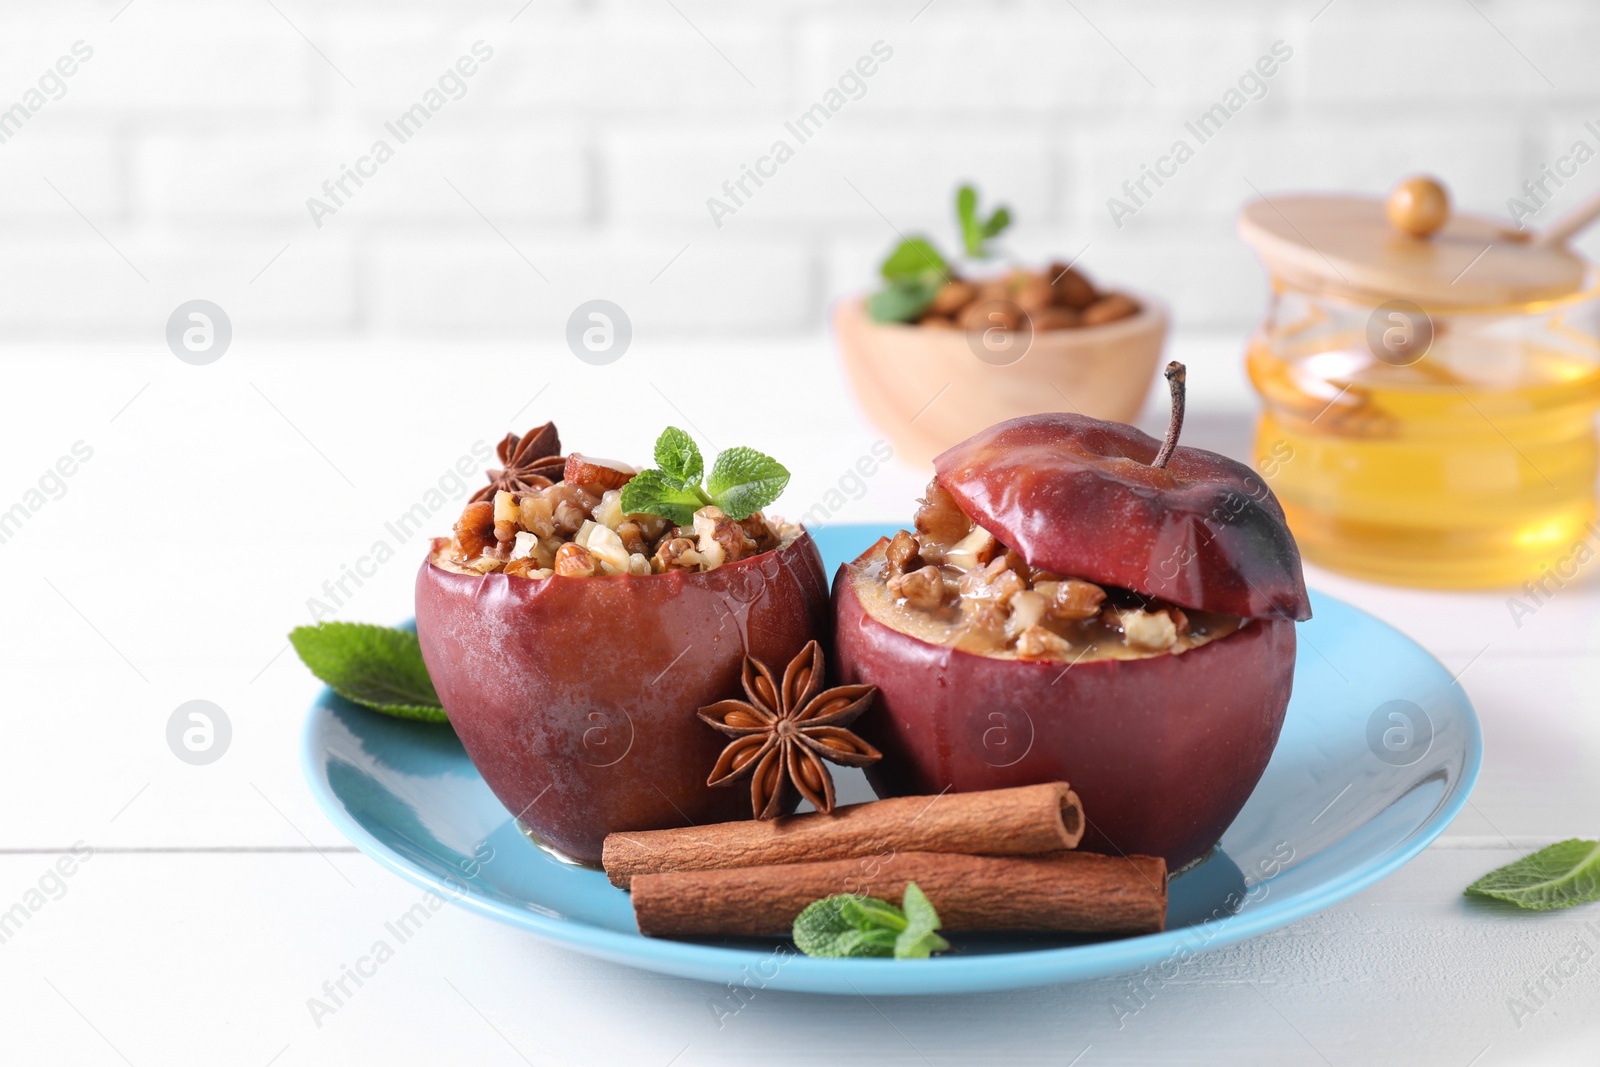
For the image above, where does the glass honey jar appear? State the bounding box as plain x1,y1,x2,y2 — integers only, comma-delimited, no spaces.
1239,179,1600,588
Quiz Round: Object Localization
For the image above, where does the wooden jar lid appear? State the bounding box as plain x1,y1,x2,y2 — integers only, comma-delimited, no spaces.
1237,191,1589,309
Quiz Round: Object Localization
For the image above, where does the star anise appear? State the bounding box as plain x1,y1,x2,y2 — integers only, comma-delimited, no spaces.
699,641,881,820
471,422,567,502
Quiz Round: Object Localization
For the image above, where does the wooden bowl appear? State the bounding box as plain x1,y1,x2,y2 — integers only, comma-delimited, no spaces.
832,293,1169,468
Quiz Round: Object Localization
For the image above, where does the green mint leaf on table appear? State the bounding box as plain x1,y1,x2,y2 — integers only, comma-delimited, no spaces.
1465,839,1600,910
652,425,703,486
879,237,947,280
792,883,948,960
866,276,943,324
288,623,448,724
706,447,789,521
618,469,708,528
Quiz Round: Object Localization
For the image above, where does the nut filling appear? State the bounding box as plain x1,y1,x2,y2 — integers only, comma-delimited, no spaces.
850,480,1245,662
433,453,798,578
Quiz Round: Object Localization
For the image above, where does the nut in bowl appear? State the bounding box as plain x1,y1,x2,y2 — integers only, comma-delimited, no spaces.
834,185,1169,467
831,364,1311,869
414,423,830,866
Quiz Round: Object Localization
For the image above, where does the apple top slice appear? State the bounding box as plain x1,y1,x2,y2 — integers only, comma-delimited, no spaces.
932,377,1310,621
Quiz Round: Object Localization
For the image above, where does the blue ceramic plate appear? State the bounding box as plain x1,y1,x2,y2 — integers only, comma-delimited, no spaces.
302,524,1481,995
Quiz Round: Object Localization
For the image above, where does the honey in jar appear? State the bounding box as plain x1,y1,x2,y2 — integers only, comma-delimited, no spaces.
1239,179,1600,588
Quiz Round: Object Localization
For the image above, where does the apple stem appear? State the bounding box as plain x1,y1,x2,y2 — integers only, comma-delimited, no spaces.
1151,361,1186,469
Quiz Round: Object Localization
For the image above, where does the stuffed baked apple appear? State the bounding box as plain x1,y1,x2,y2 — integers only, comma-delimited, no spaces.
832,364,1311,868
415,424,828,865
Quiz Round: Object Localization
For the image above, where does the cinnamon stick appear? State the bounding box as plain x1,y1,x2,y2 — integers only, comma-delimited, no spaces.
631,851,1167,937
602,782,1084,889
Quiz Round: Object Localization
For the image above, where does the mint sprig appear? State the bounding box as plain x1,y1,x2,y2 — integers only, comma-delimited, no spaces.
956,184,1011,259
792,882,951,960
620,427,788,526
1465,839,1600,910
289,622,448,724
867,184,1011,323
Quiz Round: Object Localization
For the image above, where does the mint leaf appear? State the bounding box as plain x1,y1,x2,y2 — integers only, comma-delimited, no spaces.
653,426,703,486
1466,839,1600,910
794,895,897,958
880,237,947,281
619,469,706,527
895,883,950,959
706,447,789,521
289,623,447,723
792,886,949,960
841,896,907,933
956,184,1011,258
867,276,942,324
981,205,1012,240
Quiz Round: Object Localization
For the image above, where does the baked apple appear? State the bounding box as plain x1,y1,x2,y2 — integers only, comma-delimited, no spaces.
832,365,1311,868
415,424,828,865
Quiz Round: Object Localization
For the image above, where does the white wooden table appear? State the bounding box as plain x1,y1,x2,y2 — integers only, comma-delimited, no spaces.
2,338,1597,1066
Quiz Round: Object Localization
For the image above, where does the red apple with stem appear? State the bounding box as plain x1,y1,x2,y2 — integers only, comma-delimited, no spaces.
833,363,1307,867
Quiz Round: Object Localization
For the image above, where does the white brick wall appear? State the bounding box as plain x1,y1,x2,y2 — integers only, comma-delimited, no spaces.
0,0,1595,343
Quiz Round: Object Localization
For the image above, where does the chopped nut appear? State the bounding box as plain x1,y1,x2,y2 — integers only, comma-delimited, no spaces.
493,490,520,542
628,552,652,576
451,500,496,562
632,513,671,543
553,542,598,578
652,536,698,572
694,506,757,567
1007,589,1047,636
504,558,551,579
586,524,630,575
887,565,947,610
465,554,506,574
547,484,599,536
945,527,998,573
913,481,971,551
1035,579,1107,622
884,529,921,578
517,494,556,539
1116,608,1178,651
958,555,1026,604
1015,625,1073,660
615,519,649,556
593,489,625,531
738,513,779,552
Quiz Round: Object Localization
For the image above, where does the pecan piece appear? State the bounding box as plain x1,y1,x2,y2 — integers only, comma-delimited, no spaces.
547,484,599,536
887,565,947,610
652,536,699,572
1015,624,1073,660
884,529,921,578
694,506,758,566
1038,579,1107,622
